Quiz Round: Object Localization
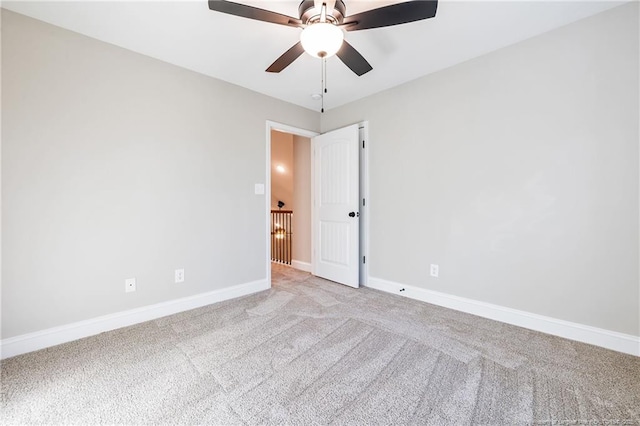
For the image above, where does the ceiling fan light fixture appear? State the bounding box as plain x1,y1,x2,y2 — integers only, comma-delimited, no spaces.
300,23,344,59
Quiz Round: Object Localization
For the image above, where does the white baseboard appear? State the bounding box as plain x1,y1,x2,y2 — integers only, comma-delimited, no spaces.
367,277,640,357
0,278,270,360
291,260,312,273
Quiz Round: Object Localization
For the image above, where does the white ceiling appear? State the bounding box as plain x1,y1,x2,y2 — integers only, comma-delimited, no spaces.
2,0,624,111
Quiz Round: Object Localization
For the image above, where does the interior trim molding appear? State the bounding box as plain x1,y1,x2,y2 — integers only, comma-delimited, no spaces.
0,278,270,360
367,277,640,357
291,260,312,273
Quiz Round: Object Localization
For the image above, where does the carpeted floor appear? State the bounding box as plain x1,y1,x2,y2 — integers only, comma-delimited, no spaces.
1,264,639,425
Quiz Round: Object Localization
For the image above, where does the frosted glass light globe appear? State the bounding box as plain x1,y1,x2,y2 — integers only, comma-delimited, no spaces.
300,23,344,58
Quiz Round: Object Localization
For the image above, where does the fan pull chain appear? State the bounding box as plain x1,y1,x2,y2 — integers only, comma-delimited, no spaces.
324,57,328,95
320,57,325,113
320,57,329,113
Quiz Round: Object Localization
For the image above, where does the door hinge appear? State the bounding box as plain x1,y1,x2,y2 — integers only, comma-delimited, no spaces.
362,140,365,149
363,256,366,264
362,198,366,206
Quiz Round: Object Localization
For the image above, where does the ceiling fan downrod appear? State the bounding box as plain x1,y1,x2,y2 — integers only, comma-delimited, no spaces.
298,0,346,26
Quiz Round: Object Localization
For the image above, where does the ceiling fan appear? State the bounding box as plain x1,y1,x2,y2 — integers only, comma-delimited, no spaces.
208,0,438,76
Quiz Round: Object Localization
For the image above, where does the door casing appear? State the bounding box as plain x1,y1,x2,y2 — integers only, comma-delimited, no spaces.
265,120,369,288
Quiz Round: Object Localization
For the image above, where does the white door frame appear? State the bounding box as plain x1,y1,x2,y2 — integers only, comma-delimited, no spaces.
359,122,370,287
265,120,370,288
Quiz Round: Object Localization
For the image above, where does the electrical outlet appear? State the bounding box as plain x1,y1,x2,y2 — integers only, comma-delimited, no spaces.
125,278,136,293
175,269,185,283
430,264,439,278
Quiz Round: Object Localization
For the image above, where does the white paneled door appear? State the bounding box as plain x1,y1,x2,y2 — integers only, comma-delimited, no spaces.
312,124,360,288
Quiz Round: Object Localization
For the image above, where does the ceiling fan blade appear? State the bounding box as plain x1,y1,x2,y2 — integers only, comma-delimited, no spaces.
336,41,372,76
342,0,438,32
208,0,302,27
266,42,306,73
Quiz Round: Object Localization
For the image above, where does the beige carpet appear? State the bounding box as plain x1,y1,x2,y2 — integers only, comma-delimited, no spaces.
2,264,639,425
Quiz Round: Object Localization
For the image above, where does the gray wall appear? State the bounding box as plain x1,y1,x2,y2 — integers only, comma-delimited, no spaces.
1,10,318,338
322,3,639,336
3,4,639,341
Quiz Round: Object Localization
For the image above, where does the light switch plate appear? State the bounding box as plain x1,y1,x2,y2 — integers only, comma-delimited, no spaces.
254,184,265,195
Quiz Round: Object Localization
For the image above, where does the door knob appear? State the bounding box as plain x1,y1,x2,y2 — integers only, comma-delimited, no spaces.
348,212,360,218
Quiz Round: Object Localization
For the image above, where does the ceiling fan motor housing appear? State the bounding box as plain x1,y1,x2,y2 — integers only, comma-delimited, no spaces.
298,0,346,24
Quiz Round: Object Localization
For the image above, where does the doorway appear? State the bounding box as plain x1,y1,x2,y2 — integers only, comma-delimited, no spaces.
270,129,312,270
265,121,369,288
